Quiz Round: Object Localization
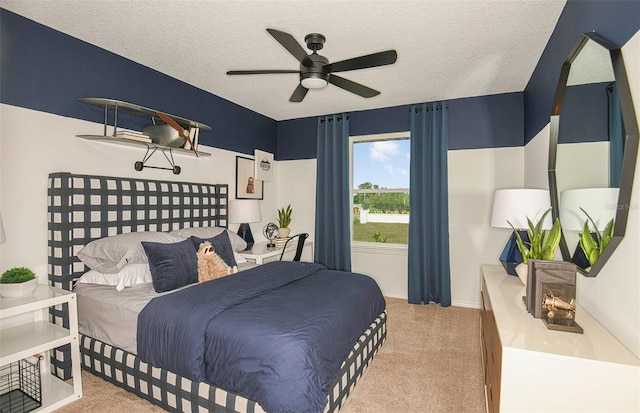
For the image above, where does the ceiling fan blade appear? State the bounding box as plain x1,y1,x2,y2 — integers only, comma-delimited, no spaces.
227,70,300,75
328,75,380,98
267,28,315,68
326,50,398,73
289,84,309,102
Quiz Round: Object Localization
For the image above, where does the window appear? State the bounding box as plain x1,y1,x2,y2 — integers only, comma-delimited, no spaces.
350,132,410,245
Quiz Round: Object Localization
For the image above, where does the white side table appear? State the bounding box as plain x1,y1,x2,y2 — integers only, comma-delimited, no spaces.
239,240,313,265
0,284,83,412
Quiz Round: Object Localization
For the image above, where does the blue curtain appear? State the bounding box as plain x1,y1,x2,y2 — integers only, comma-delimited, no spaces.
408,103,451,306
607,82,624,188
315,114,351,271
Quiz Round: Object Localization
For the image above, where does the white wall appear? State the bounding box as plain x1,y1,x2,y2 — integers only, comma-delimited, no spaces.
276,146,525,307
0,118,519,308
0,105,276,281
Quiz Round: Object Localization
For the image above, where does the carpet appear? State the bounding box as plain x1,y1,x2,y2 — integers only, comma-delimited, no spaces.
54,297,485,413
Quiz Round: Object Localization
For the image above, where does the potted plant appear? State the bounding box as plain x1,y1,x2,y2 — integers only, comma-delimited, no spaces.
0,267,38,298
509,209,562,285
277,204,293,238
578,207,614,271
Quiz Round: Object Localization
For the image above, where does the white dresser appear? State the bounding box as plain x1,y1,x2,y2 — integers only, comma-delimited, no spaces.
480,265,640,413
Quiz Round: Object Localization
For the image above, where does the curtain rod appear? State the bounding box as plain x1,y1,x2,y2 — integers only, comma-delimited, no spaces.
410,104,449,113
319,115,350,123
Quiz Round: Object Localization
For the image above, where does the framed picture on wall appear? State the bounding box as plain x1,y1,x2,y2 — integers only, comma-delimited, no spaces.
254,149,274,181
236,156,264,199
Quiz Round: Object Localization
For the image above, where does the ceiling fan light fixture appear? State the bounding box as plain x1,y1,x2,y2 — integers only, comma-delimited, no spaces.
301,76,328,90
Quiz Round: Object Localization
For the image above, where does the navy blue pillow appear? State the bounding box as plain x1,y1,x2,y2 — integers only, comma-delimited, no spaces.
142,238,198,293
190,231,237,268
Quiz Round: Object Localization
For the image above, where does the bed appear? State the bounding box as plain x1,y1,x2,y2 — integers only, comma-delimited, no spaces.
47,172,387,413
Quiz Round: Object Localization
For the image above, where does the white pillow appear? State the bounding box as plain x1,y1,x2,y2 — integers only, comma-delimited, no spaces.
77,263,152,291
170,227,247,252
233,250,247,264
78,231,184,273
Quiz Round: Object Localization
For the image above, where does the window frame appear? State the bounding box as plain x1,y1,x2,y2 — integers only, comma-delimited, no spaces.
349,131,410,250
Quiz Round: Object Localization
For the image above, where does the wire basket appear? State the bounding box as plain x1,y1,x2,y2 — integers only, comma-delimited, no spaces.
0,356,42,413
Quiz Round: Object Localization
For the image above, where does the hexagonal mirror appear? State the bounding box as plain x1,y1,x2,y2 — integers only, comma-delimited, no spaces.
549,32,639,277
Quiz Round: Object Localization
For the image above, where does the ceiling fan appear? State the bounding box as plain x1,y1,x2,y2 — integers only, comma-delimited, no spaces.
227,28,398,102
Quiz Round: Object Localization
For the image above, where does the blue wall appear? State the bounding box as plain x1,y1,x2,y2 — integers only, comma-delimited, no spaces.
0,9,277,155
277,92,524,160
1,8,524,162
524,0,640,143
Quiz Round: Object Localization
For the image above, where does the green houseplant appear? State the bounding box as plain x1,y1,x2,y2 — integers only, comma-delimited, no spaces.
0,267,38,297
277,204,293,238
509,209,562,285
578,207,614,270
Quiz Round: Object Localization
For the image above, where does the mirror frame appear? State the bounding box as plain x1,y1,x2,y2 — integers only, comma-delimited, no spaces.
549,32,639,277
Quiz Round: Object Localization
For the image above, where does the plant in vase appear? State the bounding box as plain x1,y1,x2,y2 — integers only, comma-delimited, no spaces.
0,267,38,297
277,204,293,238
508,209,562,286
578,207,614,271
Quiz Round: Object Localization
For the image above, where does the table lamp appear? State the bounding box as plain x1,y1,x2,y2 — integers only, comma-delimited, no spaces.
229,199,261,250
490,189,552,275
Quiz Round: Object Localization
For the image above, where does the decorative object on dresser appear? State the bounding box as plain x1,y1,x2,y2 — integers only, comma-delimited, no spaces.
508,208,562,286
229,199,261,250
559,188,618,271
525,260,582,333
263,222,279,248
0,267,38,298
490,189,553,276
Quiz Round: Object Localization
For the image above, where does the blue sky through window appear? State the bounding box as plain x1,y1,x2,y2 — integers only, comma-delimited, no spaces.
353,139,410,189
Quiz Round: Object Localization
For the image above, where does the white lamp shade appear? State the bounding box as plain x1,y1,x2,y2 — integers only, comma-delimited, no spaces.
0,212,5,244
229,199,261,224
490,189,552,229
560,188,619,231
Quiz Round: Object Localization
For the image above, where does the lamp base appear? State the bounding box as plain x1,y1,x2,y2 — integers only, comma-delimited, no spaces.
499,230,529,276
571,232,596,270
237,223,254,250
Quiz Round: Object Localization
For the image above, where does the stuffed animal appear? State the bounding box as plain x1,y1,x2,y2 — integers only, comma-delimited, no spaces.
197,241,238,282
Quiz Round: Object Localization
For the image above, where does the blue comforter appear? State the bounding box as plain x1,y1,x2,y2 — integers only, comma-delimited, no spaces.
137,261,385,413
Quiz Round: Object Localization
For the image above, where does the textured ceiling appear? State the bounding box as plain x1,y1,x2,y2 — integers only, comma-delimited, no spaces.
1,0,566,121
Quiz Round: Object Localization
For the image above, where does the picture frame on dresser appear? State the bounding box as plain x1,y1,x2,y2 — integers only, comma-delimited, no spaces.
236,156,264,199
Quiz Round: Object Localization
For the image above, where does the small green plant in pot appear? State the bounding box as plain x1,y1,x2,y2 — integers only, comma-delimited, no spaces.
277,204,293,238
0,267,38,297
579,207,614,270
508,209,562,285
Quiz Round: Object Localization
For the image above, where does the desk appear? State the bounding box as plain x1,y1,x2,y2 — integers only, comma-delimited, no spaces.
239,240,313,265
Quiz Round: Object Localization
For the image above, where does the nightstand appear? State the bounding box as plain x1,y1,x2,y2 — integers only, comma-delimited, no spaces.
0,284,82,411
239,240,313,265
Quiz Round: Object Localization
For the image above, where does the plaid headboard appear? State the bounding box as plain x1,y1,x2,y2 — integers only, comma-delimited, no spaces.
47,172,228,378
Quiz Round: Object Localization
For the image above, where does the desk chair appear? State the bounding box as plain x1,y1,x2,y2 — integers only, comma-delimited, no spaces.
279,233,309,261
